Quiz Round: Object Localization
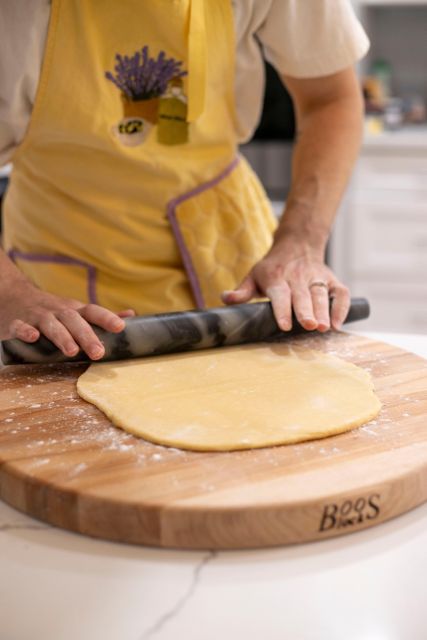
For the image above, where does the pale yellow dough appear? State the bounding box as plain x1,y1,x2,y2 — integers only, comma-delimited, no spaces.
77,344,381,451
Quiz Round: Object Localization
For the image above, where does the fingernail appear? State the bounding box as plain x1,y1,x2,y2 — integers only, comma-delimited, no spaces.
90,346,104,359
113,319,125,331
302,317,317,327
318,323,330,333
66,344,79,356
279,319,292,331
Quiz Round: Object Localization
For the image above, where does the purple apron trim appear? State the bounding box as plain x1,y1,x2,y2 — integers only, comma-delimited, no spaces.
166,156,240,309
8,249,98,304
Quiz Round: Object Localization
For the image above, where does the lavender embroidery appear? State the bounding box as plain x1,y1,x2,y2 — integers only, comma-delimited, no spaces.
105,46,187,100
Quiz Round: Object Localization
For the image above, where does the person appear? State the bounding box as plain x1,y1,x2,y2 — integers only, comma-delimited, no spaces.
0,0,369,361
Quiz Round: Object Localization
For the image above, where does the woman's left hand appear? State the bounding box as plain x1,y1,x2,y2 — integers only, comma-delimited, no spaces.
222,242,350,333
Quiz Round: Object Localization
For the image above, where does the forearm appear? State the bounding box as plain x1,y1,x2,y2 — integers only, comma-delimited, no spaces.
224,70,363,328
275,71,364,257
0,246,31,297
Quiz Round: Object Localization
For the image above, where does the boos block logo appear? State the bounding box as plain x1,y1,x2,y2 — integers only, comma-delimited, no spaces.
105,46,188,146
318,494,381,532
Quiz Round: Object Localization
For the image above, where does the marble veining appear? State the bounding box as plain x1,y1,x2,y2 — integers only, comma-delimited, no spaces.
139,551,217,639
0,299,369,365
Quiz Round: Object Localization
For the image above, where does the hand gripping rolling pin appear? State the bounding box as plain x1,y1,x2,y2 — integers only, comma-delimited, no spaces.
1,298,370,365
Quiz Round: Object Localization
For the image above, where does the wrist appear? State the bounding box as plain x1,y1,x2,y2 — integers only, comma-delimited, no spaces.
271,223,328,261
274,181,332,256
0,268,34,300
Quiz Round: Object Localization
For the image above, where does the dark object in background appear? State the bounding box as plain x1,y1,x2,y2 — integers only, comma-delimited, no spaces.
240,60,295,204
0,177,8,234
253,61,295,141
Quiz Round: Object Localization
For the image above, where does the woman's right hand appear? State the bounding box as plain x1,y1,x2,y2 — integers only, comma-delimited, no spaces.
0,279,135,360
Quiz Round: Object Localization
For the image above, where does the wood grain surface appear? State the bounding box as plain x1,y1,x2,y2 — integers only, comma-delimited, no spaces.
0,332,426,549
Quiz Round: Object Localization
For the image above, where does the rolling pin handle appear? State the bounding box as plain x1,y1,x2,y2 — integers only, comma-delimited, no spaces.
343,297,370,324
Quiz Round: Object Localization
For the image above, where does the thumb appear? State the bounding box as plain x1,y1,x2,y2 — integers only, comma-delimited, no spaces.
221,275,257,305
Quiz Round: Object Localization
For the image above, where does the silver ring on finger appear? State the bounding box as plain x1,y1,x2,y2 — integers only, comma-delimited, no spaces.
308,280,328,291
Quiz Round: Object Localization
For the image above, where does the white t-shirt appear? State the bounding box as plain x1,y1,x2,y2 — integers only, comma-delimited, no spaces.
0,0,369,165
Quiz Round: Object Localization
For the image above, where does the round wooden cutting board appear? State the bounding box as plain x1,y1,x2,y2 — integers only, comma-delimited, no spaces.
0,332,426,549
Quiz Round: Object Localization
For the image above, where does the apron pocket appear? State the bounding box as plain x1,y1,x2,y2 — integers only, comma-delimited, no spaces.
167,156,277,308
8,250,98,304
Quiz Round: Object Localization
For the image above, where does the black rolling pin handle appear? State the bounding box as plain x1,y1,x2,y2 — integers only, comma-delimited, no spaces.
342,297,370,324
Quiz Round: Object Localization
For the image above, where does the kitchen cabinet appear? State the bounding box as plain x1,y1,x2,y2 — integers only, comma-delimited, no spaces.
337,2,427,333
330,130,427,333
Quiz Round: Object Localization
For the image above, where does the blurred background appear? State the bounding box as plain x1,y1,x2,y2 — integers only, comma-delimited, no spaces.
0,0,426,335
241,0,427,335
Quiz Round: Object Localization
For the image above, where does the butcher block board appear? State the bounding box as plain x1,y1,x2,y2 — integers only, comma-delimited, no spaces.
0,332,426,550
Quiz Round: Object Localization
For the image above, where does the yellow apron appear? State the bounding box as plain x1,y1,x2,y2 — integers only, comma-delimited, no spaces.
3,0,276,313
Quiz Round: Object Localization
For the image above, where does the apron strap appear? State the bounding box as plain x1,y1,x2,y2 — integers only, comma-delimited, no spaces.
187,0,207,122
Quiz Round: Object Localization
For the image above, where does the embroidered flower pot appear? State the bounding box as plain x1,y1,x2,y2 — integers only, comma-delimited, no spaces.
121,95,159,124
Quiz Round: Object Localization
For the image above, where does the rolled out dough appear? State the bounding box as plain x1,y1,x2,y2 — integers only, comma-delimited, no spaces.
76,343,382,451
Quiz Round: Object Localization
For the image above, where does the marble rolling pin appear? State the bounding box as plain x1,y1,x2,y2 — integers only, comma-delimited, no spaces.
1,298,369,365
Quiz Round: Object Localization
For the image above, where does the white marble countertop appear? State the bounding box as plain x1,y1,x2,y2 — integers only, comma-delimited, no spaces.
1,331,426,640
